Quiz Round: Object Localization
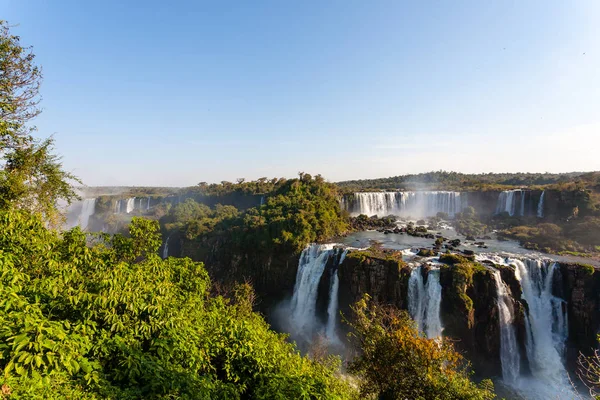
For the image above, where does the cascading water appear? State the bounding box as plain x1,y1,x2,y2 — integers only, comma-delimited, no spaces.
147,197,151,210
511,258,573,398
495,190,528,217
537,191,545,218
408,265,443,338
424,268,443,338
162,235,170,259
290,244,336,337
343,191,466,218
288,244,349,344
126,197,135,214
325,250,347,343
490,268,520,384
78,198,96,230
408,266,425,332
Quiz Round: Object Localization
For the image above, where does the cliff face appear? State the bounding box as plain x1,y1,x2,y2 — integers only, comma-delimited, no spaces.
438,263,502,376
337,251,600,376
337,250,411,323
557,263,600,365
180,236,300,309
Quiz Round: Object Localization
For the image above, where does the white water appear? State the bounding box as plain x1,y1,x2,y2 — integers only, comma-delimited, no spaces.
510,258,574,399
408,266,443,338
147,197,151,210
344,191,466,218
78,198,96,230
162,235,170,259
290,244,336,337
490,268,521,384
408,266,426,332
495,190,527,216
537,191,545,218
325,250,347,343
126,197,136,214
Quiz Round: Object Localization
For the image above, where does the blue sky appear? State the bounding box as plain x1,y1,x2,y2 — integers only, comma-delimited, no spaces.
3,1,599,186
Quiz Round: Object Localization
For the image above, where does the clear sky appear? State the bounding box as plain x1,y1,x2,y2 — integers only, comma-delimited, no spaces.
3,1,600,186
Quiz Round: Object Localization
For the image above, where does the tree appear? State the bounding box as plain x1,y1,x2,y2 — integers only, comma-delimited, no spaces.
346,295,495,400
0,209,357,399
0,21,78,225
578,338,600,399
0,21,41,148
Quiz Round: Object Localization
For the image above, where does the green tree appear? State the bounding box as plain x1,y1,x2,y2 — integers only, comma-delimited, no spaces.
347,295,495,400
0,210,357,399
0,21,78,226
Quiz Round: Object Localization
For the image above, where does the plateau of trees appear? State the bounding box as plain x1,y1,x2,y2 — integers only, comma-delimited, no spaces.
336,170,592,192
0,20,78,227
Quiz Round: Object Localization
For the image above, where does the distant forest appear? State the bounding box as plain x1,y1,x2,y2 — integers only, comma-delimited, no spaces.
336,171,600,191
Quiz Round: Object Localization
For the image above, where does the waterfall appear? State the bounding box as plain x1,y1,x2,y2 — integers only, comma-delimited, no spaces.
290,244,336,337
424,269,443,338
162,235,170,259
114,200,121,214
511,259,572,395
408,266,426,332
147,197,151,210
537,191,545,218
78,198,96,230
343,191,466,218
408,266,443,338
325,250,347,343
495,190,527,217
289,244,348,343
490,268,520,384
126,197,135,213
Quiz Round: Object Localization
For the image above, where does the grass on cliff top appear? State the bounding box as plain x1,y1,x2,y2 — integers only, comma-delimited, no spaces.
347,243,406,265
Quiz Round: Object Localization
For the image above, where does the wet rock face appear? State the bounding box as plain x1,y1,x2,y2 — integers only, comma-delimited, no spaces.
337,251,410,320
438,263,503,376
338,253,600,377
180,236,300,310
557,263,600,363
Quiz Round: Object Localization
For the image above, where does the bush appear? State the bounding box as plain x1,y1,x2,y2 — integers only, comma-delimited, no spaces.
346,296,495,400
0,210,355,399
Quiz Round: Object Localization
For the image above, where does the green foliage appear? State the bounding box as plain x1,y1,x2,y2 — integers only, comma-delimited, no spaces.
0,21,79,227
453,208,489,237
346,296,495,400
577,263,596,276
349,214,396,231
183,173,348,255
346,247,405,267
499,223,583,254
336,170,587,192
0,209,355,399
439,261,490,313
191,177,287,197
417,248,436,257
564,216,600,247
439,253,471,265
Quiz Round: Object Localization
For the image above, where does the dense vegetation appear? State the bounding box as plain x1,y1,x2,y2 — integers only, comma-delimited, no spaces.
0,22,359,399
347,296,495,400
0,211,356,399
0,21,78,226
166,173,349,255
